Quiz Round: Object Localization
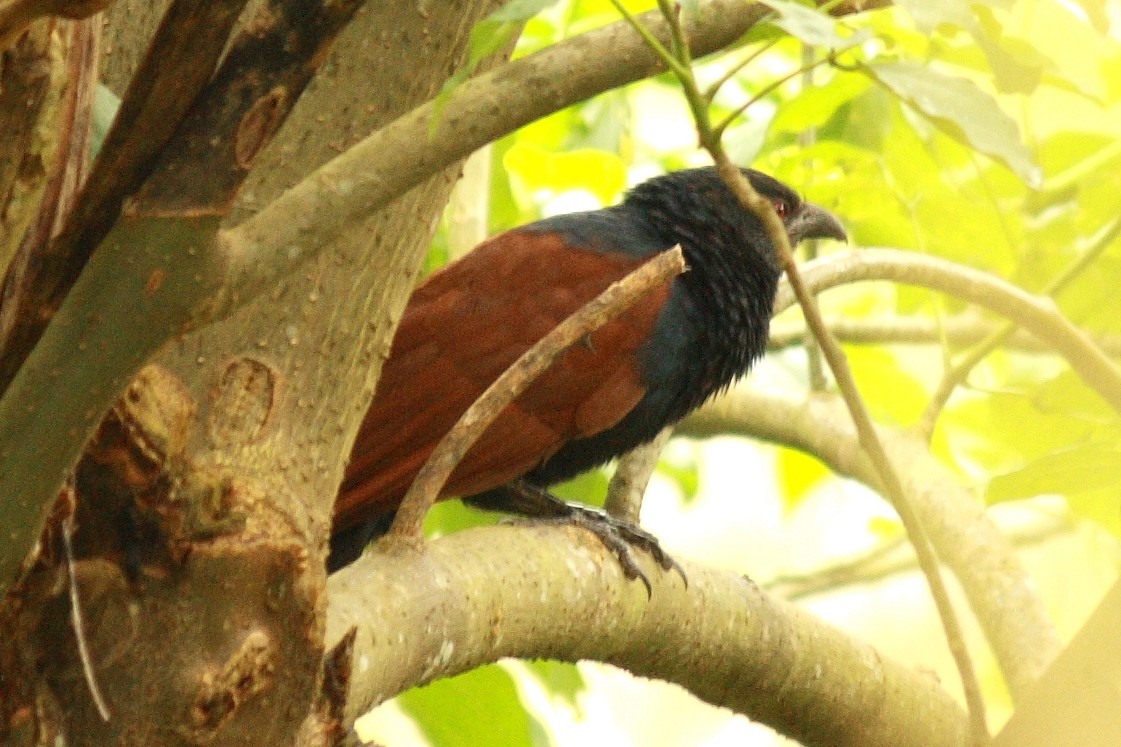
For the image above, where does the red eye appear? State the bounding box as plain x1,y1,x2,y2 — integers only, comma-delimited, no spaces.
772,200,789,218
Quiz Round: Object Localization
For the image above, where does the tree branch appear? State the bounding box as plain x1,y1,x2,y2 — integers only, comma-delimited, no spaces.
0,0,362,597
220,0,888,302
991,578,1121,747
327,524,968,747
767,315,1121,357
604,428,672,523
680,386,1063,699
777,250,1121,415
0,0,250,391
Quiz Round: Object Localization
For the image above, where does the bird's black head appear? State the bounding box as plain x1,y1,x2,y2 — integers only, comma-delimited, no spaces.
620,166,846,413
623,166,846,271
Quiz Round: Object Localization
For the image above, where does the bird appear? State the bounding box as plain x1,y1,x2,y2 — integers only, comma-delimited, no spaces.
330,166,846,578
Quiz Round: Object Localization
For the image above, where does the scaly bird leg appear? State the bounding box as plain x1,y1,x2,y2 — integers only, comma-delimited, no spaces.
466,479,686,596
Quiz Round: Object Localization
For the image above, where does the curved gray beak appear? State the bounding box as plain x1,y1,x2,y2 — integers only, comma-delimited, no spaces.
785,202,847,245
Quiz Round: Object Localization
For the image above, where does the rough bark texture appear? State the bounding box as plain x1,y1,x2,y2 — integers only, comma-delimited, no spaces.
0,19,65,277
16,2,505,744
328,524,970,747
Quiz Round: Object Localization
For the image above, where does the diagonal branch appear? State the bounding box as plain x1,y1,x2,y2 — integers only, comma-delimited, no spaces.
387,247,685,541
631,1,986,732
0,0,363,597
221,0,889,303
0,0,250,391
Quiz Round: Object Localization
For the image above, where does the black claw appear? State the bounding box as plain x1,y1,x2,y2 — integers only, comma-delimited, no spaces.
508,503,686,596
477,481,686,594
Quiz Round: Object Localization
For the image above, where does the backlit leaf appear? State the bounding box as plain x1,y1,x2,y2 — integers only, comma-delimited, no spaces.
866,62,1041,185
762,0,866,49
399,665,549,747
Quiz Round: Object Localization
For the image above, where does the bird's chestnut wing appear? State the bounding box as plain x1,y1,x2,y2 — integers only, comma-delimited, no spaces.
334,228,674,530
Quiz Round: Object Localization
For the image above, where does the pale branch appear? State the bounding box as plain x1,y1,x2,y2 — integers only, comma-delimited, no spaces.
767,315,1121,357
387,247,686,541
679,386,1063,699
603,428,672,524
917,215,1121,437
220,0,888,307
327,524,968,747
777,249,1121,415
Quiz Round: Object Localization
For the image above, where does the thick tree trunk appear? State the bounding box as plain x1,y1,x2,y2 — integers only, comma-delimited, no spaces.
6,3,503,744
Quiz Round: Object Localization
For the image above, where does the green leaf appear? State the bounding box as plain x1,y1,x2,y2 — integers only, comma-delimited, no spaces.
92,84,121,159
469,20,522,66
522,661,586,709
763,0,870,48
866,61,1041,185
423,499,499,537
503,145,627,206
895,0,976,35
845,346,929,426
399,665,551,747
943,389,1100,476
1067,487,1121,536
769,73,870,135
551,468,610,507
776,446,829,510
490,0,563,22
986,443,1121,503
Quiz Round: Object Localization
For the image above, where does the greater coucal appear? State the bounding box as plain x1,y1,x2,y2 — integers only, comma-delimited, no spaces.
330,166,845,576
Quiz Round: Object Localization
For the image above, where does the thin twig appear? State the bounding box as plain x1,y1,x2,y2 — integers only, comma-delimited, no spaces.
767,315,1121,356
61,486,111,721
386,247,687,542
768,514,1073,602
703,34,783,101
633,4,990,740
726,156,988,742
605,0,691,81
798,42,826,391
713,52,836,140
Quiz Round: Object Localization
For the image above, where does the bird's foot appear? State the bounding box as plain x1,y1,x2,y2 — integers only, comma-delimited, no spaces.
507,503,685,597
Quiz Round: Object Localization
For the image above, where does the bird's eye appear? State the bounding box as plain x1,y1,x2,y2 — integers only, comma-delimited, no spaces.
772,199,789,218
